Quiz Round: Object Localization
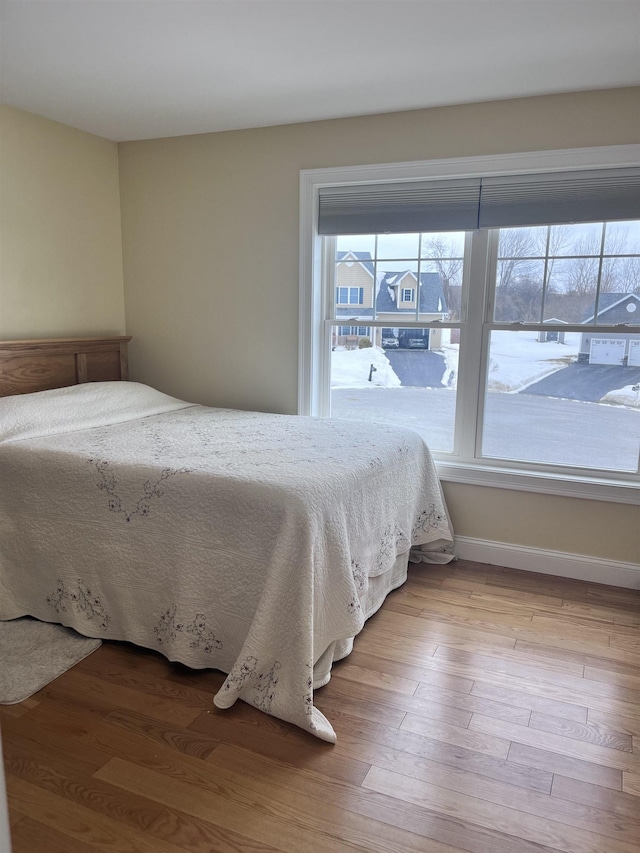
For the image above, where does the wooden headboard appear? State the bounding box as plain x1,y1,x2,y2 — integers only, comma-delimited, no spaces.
0,337,132,397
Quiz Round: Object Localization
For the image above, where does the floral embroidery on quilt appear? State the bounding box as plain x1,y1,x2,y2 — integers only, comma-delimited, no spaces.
183,613,223,653
376,522,410,572
88,459,191,522
221,655,281,713
304,664,314,721
154,605,223,653
253,661,281,712
173,409,371,469
347,558,366,614
412,503,446,540
347,594,361,615
47,579,110,629
222,655,258,692
351,558,367,592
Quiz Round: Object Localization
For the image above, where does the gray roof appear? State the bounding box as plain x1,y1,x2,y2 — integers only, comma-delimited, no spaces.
336,251,375,277
335,252,447,317
582,292,640,323
377,271,446,314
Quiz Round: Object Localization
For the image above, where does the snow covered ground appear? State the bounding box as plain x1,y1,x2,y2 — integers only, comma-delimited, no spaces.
485,331,579,393
331,331,639,407
602,385,640,407
330,346,401,389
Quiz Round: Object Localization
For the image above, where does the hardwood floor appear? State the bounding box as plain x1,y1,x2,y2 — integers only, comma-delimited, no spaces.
2,559,640,852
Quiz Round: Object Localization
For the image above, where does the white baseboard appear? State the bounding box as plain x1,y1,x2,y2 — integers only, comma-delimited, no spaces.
454,536,640,589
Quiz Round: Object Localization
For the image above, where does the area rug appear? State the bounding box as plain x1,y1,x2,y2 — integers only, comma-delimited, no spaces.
0,617,101,704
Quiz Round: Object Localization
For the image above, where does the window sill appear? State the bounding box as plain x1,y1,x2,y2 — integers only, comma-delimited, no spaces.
435,459,640,505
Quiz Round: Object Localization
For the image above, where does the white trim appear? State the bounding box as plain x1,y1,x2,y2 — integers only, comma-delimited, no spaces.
298,173,324,416
454,536,640,589
300,145,640,191
437,460,640,505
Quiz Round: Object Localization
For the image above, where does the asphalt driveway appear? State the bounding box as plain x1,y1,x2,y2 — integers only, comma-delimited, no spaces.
385,349,447,387
523,363,640,402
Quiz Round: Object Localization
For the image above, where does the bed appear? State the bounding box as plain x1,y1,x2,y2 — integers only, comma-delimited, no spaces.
0,337,454,742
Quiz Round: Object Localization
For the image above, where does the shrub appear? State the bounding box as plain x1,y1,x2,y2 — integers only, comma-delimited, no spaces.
358,337,373,349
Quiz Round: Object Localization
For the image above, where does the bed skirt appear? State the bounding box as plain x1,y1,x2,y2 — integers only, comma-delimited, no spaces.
312,549,410,689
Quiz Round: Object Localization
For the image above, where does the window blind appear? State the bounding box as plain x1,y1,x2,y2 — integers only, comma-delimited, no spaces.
317,178,482,235
317,167,640,235
478,168,640,228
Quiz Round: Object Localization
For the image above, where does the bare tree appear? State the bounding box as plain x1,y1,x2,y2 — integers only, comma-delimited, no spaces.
421,236,464,319
563,253,599,296
496,228,537,291
560,227,619,295
613,256,640,294
599,225,634,292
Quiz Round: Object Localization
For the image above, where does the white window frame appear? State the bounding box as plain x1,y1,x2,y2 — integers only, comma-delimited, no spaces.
299,145,640,505
401,287,415,304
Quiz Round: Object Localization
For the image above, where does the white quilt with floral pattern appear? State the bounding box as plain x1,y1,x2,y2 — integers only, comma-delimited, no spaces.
0,382,454,741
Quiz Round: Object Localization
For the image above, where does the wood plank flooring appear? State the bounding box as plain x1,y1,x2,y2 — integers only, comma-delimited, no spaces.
2,559,640,853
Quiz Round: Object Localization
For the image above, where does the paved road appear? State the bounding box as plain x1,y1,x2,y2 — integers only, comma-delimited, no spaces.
524,363,640,402
331,387,640,471
384,350,447,387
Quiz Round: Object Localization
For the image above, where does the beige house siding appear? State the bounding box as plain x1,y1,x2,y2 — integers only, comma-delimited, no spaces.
397,273,417,309
335,261,374,309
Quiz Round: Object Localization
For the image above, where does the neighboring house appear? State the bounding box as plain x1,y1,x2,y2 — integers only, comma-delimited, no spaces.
334,251,376,347
538,319,567,344
578,293,640,365
334,252,448,349
376,269,448,349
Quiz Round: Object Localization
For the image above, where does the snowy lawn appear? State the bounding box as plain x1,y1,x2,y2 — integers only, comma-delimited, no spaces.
331,346,401,389
602,385,640,408
332,332,637,406
484,331,579,393
333,332,580,393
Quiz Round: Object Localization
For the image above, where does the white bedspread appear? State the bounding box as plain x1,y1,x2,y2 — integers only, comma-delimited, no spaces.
0,382,454,741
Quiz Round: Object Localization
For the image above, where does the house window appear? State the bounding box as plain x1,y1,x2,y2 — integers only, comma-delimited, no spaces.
300,147,640,499
401,288,415,303
338,325,370,336
336,286,363,305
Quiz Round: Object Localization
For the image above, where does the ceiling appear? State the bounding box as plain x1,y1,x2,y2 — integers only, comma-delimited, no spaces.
1,0,639,142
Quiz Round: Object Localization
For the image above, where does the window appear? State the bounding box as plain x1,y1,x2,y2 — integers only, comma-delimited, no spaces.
337,325,370,337
300,147,640,501
336,286,363,305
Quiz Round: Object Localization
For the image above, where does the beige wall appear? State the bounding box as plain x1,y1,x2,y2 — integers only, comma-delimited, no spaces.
443,483,639,565
0,105,125,338
122,88,637,564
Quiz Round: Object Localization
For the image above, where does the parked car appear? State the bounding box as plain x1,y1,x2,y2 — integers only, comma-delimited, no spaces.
408,336,427,348
382,334,399,349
